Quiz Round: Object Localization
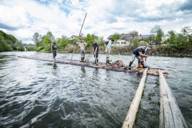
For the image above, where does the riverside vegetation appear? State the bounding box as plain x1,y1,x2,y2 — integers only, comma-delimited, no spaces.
32,26,192,57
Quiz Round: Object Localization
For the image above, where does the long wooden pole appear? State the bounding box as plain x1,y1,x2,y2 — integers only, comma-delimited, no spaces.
122,68,148,128
71,12,87,61
79,12,87,36
159,70,188,128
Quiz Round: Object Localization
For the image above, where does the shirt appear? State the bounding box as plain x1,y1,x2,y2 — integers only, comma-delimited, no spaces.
107,40,112,49
133,46,147,56
77,42,86,51
52,44,57,52
93,43,99,53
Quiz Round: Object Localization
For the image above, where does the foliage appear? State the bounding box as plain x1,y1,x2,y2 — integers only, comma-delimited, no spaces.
33,31,55,52
0,30,24,52
33,32,104,52
129,31,138,38
156,28,164,42
109,33,120,41
32,26,192,56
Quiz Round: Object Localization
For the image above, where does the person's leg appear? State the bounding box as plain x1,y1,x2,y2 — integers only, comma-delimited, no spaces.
137,56,144,68
80,50,85,62
95,53,98,64
106,48,109,64
140,56,145,68
128,55,136,69
106,48,111,64
53,51,56,62
82,50,85,62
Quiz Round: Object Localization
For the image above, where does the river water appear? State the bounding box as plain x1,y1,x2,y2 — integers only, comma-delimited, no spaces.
0,52,191,128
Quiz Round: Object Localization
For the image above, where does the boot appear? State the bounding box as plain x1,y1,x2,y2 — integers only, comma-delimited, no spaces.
80,57,85,62
128,61,133,70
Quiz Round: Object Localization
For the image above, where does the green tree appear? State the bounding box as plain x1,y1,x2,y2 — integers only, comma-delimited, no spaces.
156,28,164,42
0,30,24,52
33,32,41,46
167,31,177,47
109,33,120,41
85,34,98,47
34,31,55,52
57,36,70,50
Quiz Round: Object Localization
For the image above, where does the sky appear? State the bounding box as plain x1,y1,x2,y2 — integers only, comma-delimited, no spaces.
0,0,192,44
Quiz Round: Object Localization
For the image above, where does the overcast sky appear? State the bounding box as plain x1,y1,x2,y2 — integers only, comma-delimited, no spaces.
0,0,191,43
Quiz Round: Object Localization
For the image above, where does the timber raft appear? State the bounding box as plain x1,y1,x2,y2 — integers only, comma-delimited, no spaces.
17,56,168,76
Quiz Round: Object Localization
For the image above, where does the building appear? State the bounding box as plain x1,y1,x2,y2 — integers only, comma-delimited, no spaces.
112,39,130,47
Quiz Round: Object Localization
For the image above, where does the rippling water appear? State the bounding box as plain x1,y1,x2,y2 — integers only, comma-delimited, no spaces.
0,52,191,128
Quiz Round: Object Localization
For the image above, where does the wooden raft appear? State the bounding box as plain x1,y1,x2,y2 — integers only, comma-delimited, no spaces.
159,70,188,128
17,56,168,76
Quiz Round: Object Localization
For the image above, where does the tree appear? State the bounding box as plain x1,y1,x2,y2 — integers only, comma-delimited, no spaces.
151,25,161,34
0,30,24,52
33,32,41,48
156,28,164,42
34,31,55,52
168,31,176,45
57,36,69,50
129,31,138,38
47,31,55,42
109,33,120,41
85,34,98,47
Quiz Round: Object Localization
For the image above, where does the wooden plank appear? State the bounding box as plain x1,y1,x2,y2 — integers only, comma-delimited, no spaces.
17,56,168,76
121,68,148,128
159,70,188,128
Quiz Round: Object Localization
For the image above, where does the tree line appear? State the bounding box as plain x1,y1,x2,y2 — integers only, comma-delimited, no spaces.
32,26,192,56
33,32,104,53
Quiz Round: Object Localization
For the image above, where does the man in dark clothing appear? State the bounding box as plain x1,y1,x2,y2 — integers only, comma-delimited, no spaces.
93,42,99,64
128,46,150,69
52,42,57,61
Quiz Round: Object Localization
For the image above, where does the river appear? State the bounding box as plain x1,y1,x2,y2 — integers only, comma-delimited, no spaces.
0,52,191,128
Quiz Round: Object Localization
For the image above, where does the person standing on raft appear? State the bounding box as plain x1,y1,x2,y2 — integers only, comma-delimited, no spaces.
105,39,113,64
77,39,87,62
52,42,57,62
92,42,99,64
128,46,150,69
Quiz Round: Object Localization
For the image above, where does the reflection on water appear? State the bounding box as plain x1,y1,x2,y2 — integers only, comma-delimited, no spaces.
0,52,191,128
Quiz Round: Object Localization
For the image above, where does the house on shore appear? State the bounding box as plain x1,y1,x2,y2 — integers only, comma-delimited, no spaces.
112,39,130,47
108,33,153,47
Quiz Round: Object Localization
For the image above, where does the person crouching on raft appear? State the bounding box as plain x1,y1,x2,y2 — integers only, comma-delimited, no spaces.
92,42,99,64
77,39,86,62
52,42,57,62
128,46,150,69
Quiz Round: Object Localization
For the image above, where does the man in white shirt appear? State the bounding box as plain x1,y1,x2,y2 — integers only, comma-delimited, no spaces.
77,40,86,62
105,39,113,64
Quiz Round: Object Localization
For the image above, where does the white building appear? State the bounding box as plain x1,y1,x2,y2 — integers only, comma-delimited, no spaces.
112,40,130,47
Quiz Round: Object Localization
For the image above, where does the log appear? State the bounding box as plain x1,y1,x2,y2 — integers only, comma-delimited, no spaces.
17,56,167,76
122,68,148,128
159,70,188,128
